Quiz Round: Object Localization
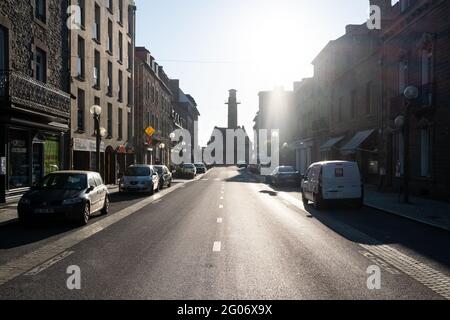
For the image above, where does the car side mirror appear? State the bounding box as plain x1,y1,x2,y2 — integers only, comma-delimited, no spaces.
86,186,94,193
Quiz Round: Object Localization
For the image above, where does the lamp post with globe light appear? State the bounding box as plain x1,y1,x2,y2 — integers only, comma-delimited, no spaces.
395,86,419,203
90,105,107,173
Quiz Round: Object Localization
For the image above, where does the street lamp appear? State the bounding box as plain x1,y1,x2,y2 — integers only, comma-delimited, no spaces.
400,85,419,203
90,105,103,173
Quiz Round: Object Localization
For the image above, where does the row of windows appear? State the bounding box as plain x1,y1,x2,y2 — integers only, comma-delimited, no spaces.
76,89,124,141
77,0,133,36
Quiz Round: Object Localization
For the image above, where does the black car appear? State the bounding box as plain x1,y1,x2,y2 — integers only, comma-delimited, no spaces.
194,163,207,174
18,171,110,225
268,166,301,187
154,165,173,189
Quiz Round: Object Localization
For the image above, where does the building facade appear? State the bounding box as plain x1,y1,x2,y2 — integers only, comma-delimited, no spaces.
0,0,71,203
134,47,173,167
381,0,450,198
69,0,136,184
169,79,200,163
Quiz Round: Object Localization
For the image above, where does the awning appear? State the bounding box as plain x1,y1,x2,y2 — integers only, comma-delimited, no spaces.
320,136,345,152
341,129,375,154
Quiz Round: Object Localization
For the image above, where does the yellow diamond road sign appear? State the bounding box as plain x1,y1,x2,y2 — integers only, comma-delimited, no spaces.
145,127,155,137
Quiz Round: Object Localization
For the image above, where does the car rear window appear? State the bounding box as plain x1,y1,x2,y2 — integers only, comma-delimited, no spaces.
279,167,296,173
125,167,150,176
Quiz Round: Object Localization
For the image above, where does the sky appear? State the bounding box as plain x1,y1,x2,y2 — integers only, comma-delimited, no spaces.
135,0,391,146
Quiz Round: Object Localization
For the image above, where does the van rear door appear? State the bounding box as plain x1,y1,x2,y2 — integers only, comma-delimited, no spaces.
322,162,361,200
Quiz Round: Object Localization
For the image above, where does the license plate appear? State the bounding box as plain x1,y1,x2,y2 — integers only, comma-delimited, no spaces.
35,208,54,214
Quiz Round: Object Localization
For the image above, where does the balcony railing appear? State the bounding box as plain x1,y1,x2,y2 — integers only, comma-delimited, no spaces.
0,70,71,119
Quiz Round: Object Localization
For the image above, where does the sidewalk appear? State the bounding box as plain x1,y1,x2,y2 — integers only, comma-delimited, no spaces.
364,184,450,232
0,185,120,226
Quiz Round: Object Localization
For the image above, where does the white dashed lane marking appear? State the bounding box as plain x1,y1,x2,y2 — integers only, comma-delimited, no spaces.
217,218,223,224
219,205,224,209
213,242,222,252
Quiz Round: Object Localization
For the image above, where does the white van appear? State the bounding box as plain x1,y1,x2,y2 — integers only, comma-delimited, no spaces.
301,161,363,209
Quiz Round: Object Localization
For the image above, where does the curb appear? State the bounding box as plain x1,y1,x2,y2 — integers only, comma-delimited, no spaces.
364,203,450,233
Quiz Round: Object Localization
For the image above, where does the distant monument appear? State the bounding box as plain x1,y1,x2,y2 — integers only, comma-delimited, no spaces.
206,90,250,166
226,89,240,129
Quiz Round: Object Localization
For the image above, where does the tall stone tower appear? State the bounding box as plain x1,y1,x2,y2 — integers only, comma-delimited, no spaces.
226,89,240,129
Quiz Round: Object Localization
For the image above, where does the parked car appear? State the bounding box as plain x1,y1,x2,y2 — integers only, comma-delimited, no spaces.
120,165,160,195
237,160,248,168
179,163,197,179
154,165,172,189
301,161,363,210
268,166,301,186
248,164,260,174
194,162,207,174
18,171,109,226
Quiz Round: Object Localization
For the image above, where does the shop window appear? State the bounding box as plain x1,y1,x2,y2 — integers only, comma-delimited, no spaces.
8,129,30,189
44,136,60,176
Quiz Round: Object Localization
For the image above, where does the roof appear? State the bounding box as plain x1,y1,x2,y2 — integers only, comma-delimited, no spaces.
50,171,97,175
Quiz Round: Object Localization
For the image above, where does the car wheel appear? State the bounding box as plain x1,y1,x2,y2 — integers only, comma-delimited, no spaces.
80,202,90,226
101,196,110,215
168,180,172,188
150,184,155,195
313,192,323,210
302,191,308,206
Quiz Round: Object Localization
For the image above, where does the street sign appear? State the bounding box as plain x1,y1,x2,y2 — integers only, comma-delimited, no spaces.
145,126,155,137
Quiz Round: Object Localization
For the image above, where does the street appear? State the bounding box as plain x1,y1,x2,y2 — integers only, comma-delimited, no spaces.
0,166,449,300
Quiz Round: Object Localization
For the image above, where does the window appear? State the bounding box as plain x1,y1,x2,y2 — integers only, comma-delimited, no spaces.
107,103,113,138
128,6,134,35
118,108,123,140
128,42,133,70
365,82,372,114
0,26,6,72
107,19,113,53
118,32,123,62
394,132,404,177
77,0,85,27
35,48,47,83
118,0,124,24
350,90,357,119
93,3,100,41
127,77,132,106
35,0,46,22
420,128,431,177
399,59,408,94
400,0,411,12
118,70,123,101
77,89,85,131
127,111,132,141
8,129,31,189
106,0,113,12
421,45,433,106
94,50,100,87
107,61,113,95
77,36,85,78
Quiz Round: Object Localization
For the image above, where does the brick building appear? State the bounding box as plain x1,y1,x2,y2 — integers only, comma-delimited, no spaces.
0,0,71,203
381,0,450,199
69,0,136,184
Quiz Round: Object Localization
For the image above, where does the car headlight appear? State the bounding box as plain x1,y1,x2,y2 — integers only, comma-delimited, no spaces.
62,198,83,205
19,197,30,205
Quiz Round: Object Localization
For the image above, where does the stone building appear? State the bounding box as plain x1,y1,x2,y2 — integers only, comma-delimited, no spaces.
169,79,200,163
134,47,174,167
0,0,71,203
69,0,136,184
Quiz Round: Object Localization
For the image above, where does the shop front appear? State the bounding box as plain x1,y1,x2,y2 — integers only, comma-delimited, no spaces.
2,125,67,202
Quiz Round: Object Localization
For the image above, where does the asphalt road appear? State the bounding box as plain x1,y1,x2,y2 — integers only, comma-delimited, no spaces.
0,167,449,300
